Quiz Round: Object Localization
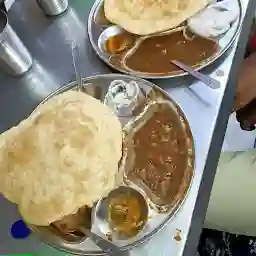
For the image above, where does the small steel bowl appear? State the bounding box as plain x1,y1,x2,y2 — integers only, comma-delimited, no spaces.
98,25,138,56
94,186,149,241
98,25,126,55
103,79,145,117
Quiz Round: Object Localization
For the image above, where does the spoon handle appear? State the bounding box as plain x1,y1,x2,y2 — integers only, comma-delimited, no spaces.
80,228,123,255
71,42,83,92
171,60,220,89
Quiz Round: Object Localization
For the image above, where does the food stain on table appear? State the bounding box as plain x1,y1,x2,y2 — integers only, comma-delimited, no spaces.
174,229,182,242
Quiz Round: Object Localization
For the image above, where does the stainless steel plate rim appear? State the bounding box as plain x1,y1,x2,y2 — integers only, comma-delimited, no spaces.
32,73,195,255
87,0,243,79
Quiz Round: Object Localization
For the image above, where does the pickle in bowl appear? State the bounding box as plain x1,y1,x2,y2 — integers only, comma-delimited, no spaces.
95,186,149,240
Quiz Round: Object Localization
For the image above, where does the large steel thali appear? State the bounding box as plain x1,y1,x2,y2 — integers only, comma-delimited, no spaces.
88,0,242,79
31,74,195,255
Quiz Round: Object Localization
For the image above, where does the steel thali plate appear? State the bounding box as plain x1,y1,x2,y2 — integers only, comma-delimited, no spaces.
87,0,242,79
31,74,195,255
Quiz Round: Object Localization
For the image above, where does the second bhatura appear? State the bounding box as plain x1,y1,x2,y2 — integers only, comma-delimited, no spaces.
104,0,209,35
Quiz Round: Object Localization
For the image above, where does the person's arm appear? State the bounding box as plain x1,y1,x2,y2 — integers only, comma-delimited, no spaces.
236,99,256,130
234,53,256,112
204,150,256,236
233,53,256,130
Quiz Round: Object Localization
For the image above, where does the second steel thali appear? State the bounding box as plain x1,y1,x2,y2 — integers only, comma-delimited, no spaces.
88,0,242,79
31,74,195,255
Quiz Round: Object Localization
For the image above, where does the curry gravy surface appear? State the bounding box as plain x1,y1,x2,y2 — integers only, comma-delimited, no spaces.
123,30,218,74
127,106,188,206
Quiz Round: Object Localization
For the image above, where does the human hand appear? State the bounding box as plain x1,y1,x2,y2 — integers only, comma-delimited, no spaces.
233,53,256,112
236,99,256,130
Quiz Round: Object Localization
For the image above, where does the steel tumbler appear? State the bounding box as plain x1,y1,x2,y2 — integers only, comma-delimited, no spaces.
0,10,32,76
36,0,68,16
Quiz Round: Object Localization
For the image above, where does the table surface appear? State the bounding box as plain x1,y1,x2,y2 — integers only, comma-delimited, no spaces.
0,0,255,255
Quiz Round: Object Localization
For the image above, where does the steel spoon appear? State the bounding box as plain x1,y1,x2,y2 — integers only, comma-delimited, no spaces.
171,60,220,89
78,227,124,255
71,42,83,92
59,209,124,254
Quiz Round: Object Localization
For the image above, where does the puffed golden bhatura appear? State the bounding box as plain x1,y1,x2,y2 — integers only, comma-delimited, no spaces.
104,0,208,35
0,91,122,230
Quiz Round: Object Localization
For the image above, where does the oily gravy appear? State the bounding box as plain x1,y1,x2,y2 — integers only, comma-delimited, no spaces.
104,32,137,55
122,30,218,75
126,104,189,207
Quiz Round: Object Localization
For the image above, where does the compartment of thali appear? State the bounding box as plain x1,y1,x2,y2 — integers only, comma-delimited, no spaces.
93,186,149,243
52,206,92,241
31,206,93,244
121,100,194,213
121,26,220,75
98,25,138,56
78,82,103,100
93,0,111,27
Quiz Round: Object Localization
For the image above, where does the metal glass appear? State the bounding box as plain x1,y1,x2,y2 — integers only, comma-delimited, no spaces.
36,0,68,16
0,10,32,76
